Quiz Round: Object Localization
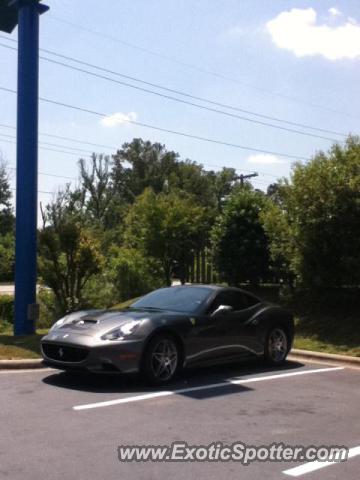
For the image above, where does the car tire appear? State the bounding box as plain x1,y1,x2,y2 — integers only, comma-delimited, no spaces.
264,325,290,365
141,333,179,385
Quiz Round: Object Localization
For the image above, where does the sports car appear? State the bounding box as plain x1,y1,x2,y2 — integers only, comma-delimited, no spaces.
41,285,294,384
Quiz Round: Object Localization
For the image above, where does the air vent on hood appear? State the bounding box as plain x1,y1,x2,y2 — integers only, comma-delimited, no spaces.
72,317,99,325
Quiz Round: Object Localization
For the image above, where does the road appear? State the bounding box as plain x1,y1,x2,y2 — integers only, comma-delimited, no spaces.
0,360,359,479
0,284,48,296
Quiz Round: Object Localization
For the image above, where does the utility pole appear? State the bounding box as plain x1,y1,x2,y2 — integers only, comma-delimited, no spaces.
0,0,49,335
236,172,258,186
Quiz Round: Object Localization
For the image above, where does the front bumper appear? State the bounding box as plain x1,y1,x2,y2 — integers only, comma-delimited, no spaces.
41,332,145,374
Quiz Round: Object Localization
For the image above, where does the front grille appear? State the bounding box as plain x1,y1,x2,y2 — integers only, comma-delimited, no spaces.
42,343,89,363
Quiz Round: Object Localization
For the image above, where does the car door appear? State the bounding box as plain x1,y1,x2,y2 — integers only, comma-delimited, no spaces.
207,290,255,359
202,289,263,361
185,290,249,365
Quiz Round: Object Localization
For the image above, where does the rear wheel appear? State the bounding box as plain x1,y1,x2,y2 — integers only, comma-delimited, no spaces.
141,334,179,384
264,326,289,365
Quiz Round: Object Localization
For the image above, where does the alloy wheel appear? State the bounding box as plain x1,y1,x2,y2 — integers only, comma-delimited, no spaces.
268,328,288,363
150,338,178,382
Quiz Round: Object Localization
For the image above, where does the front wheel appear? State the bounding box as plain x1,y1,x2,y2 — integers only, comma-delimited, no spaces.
141,334,179,384
264,326,289,365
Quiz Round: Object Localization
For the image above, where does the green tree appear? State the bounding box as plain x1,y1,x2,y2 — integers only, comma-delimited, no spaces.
79,154,125,230
112,138,233,211
79,154,113,223
38,222,104,313
125,188,210,285
209,167,238,212
40,184,86,229
39,187,104,313
0,159,14,233
0,232,14,282
112,139,179,202
260,200,296,286
167,160,216,208
212,186,270,285
262,136,360,287
108,247,164,302
0,159,15,281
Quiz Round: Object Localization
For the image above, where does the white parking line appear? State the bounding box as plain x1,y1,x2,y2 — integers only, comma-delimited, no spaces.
283,445,360,477
73,366,343,411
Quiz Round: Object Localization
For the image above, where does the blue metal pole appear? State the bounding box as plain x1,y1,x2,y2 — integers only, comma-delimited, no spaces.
14,0,42,335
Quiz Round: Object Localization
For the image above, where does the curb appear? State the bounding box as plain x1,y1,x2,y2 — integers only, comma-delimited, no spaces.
289,349,360,368
0,359,44,370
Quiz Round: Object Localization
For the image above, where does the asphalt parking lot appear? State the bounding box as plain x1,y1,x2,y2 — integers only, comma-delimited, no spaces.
1,360,359,480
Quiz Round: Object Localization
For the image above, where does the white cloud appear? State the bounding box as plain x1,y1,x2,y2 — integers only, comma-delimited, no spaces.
246,154,284,165
329,7,341,17
266,8,360,60
100,111,137,127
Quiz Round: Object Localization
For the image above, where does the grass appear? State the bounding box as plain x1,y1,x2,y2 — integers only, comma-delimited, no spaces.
294,335,360,357
293,312,360,357
0,329,48,360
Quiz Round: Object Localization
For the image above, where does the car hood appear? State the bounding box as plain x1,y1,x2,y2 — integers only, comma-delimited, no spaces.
51,308,181,337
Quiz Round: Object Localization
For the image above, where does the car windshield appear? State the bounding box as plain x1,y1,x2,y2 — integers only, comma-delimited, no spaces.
130,287,212,313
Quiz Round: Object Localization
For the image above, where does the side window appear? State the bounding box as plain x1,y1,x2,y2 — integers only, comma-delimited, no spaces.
227,292,248,311
208,291,247,313
208,292,228,313
243,293,260,307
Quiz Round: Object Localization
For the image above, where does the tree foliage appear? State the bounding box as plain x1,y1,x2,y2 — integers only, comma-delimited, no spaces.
108,247,164,302
31,134,360,316
112,138,237,211
0,159,15,281
38,222,104,313
39,186,104,314
125,188,210,285
212,186,270,285
262,136,360,287
112,139,179,201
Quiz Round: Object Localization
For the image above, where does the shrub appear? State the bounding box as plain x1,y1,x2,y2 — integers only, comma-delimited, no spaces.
108,247,165,302
81,274,119,309
37,287,58,329
0,295,14,327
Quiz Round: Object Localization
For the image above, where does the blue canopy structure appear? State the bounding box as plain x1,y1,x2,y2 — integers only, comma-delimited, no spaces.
0,0,18,33
1,0,49,335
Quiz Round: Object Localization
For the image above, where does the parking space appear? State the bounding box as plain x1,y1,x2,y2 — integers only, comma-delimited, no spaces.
1,360,359,480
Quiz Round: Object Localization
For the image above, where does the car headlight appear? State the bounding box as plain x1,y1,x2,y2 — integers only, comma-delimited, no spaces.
101,320,143,341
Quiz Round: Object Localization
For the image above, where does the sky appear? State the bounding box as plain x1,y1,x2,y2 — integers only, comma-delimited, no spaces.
1,0,360,210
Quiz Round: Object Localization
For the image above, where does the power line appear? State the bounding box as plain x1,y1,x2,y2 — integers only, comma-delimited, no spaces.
0,122,116,151
7,165,76,181
0,42,343,142
0,136,89,157
0,37,346,138
0,125,280,178
0,132,95,155
200,161,278,178
11,188,53,195
45,16,359,120
0,85,311,161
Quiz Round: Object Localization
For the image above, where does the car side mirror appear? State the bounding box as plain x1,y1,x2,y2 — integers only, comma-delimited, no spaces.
211,305,233,317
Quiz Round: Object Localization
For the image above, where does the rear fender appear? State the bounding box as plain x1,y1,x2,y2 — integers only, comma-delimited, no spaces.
253,306,294,348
